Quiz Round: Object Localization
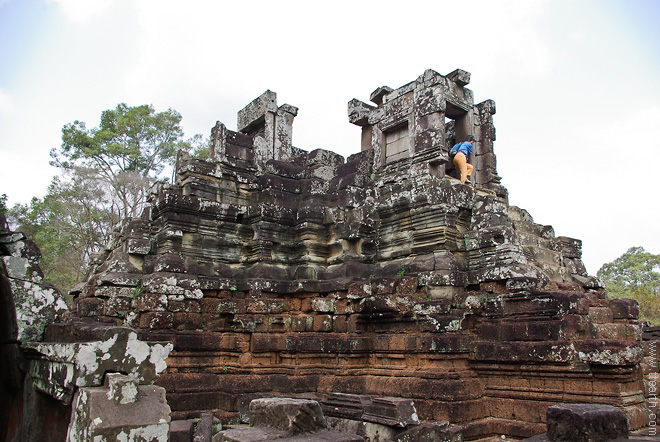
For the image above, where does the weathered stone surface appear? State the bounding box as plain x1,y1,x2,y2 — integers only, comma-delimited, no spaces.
66,373,170,442
106,373,139,404
23,321,173,403
215,427,364,442
325,416,403,442
60,70,649,440
249,398,327,434
546,404,629,442
392,421,463,442
0,218,68,343
362,397,419,428
193,412,214,442
170,419,197,442
215,398,364,442
610,297,640,320
321,392,373,420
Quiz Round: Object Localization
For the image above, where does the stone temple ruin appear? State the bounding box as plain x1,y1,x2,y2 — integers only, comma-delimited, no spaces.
2,69,658,441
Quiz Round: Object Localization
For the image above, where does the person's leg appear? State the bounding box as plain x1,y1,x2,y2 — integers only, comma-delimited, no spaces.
466,162,474,181
453,153,467,183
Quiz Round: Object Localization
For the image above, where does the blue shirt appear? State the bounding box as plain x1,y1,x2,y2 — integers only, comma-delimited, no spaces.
452,141,473,156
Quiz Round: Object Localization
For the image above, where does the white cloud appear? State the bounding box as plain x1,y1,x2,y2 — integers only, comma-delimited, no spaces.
121,0,556,155
470,0,553,77
47,0,113,23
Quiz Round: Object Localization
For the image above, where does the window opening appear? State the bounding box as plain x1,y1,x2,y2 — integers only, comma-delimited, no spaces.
384,122,410,163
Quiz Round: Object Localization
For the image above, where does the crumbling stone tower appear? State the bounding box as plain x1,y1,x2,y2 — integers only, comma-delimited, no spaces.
349,69,504,198
68,69,647,440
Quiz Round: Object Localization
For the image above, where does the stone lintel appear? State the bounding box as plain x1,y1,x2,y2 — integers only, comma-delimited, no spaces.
23,324,173,404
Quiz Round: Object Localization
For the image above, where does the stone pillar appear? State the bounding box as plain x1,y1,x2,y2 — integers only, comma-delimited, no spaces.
411,79,447,178
372,124,384,168
209,121,227,163
274,104,299,162
347,98,376,153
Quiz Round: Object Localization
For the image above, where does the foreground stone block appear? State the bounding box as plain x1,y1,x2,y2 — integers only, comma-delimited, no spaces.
170,419,196,442
325,416,403,442
193,412,214,442
322,392,373,420
546,404,628,442
214,398,364,442
249,398,327,434
66,374,170,442
392,421,463,442
363,397,419,428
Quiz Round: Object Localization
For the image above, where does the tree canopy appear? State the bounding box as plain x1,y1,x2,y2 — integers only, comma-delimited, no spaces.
597,246,660,325
0,194,8,218
8,103,208,296
9,169,117,294
50,103,193,219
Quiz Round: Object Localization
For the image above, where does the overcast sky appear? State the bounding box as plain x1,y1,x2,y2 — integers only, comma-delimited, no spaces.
1,0,659,275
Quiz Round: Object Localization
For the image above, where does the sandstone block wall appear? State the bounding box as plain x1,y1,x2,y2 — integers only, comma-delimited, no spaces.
64,69,648,440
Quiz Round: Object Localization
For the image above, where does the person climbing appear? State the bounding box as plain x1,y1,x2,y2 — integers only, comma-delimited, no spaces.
451,135,475,184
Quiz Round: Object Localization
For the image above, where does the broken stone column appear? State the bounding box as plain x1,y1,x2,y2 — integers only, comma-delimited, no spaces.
209,121,228,163
66,373,170,442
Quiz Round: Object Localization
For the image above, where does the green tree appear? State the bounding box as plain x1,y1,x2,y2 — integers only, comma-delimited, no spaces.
50,103,196,220
597,246,660,325
9,168,116,294
186,133,211,161
0,194,8,218
11,103,205,295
